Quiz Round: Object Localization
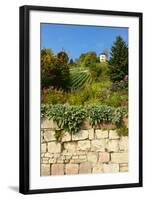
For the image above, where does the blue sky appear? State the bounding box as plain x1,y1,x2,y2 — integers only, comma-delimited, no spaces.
41,23,128,60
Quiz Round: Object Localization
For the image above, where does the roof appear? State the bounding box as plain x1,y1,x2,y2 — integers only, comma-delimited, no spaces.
99,52,107,56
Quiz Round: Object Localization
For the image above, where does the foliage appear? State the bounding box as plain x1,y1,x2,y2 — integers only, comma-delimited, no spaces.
41,87,67,104
85,105,115,126
41,49,70,90
83,81,111,106
109,36,128,82
67,90,91,106
67,81,112,106
41,48,55,89
56,51,69,64
79,51,98,68
117,125,128,136
41,104,128,139
54,129,65,141
106,92,122,107
43,104,86,135
111,80,128,92
89,63,108,81
85,105,126,127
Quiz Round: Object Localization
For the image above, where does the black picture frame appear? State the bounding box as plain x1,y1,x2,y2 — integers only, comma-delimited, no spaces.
19,5,143,194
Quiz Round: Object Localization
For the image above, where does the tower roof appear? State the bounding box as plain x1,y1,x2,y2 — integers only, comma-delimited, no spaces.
99,52,106,56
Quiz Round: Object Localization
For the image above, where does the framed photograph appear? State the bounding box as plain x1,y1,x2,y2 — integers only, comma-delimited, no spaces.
19,5,143,194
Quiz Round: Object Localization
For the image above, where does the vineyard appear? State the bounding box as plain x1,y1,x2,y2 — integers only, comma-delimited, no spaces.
70,68,92,91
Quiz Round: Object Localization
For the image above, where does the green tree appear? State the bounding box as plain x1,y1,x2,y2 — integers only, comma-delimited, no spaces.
56,51,69,65
96,56,100,63
69,58,75,68
69,58,74,65
41,49,70,90
55,51,70,90
41,48,56,89
109,36,128,82
79,51,97,68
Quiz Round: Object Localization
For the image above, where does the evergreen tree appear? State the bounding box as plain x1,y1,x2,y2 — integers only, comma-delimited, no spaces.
69,58,74,65
109,36,128,82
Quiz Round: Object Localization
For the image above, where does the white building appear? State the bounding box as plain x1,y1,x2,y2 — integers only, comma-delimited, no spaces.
99,53,107,63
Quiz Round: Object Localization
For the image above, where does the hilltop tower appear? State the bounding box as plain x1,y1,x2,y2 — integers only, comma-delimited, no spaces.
99,52,107,63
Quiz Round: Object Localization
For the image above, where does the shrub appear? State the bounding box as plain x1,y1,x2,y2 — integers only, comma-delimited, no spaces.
67,91,90,106
85,105,115,126
67,81,112,106
44,104,86,135
84,81,111,105
41,87,67,104
89,62,109,81
106,92,122,107
117,125,128,136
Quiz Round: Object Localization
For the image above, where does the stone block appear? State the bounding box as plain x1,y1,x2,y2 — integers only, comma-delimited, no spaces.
95,130,108,139
87,152,98,163
99,152,110,163
119,136,128,151
72,155,79,160
41,118,58,129
73,158,87,163
41,143,46,153
43,130,56,142
41,153,45,158
54,154,61,158
79,162,92,174
48,142,61,153
92,164,103,173
120,163,128,172
48,158,57,164
56,159,64,164
103,163,119,173
111,153,128,163
61,132,71,142
109,130,120,139
79,155,87,159
88,129,95,140
65,155,72,160
108,140,119,152
70,159,75,163
65,164,79,174
64,159,70,163
44,152,54,158
41,157,49,164
91,140,106,152
41,164,50,176
76,151,86,156
77,140,90,151
72,130,88,141
62,150,73,156
51,164,64,175
64,142,76,152
41,131,45,143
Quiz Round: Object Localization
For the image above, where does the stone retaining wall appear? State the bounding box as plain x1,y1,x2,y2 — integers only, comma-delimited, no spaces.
41,118,128,176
